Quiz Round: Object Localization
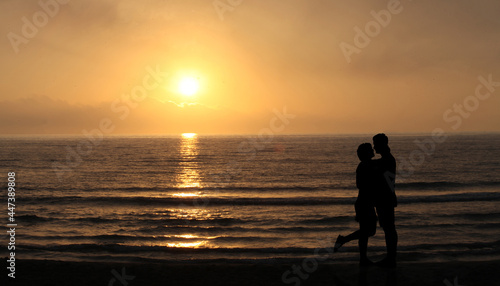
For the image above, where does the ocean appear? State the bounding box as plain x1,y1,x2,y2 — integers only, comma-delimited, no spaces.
1,134,499,264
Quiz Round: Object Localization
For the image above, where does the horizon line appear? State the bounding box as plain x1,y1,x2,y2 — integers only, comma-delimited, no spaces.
1,131,500,138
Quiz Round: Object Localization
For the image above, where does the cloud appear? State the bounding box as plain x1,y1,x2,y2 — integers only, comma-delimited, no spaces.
0,95,108,134
0,95,274,135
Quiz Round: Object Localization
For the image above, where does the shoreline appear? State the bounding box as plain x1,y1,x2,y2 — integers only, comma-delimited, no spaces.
3,259,499,286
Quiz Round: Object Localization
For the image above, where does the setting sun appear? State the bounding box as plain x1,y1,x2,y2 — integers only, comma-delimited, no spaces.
178,77,199,96
181,133,197,138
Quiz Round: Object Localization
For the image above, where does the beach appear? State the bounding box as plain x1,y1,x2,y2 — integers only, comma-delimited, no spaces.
3,259,499,286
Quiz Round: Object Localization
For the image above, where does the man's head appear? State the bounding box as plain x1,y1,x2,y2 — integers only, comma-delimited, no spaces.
373,133,390,154
357,143,375,161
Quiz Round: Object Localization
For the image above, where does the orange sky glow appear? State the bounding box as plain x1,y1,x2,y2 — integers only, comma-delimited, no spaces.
1,0,499,135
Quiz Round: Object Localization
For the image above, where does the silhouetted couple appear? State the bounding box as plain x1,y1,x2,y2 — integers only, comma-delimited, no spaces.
334,133,398,268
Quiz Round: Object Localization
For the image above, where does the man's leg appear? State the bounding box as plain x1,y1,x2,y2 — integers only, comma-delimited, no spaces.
376,206,398,263
358,234,368,260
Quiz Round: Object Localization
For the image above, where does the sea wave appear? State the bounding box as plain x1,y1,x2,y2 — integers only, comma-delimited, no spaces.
18,240,500,255
18,180,500,193
20,191,500,206
396,181,500,190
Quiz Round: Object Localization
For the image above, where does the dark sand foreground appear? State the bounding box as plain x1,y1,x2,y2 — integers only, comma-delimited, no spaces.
2,259,499,286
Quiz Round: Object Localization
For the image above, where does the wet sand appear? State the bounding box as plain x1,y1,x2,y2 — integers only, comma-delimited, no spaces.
2,259,499,286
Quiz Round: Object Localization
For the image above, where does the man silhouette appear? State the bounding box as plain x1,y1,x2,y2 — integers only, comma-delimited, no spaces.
372,133,398,268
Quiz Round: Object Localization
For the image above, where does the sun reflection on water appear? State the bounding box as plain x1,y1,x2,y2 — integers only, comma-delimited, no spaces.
174,133,201,192
161,234,216,248
174,234,198,239
172,193,199,198
166,241,206,248
166,133,216,249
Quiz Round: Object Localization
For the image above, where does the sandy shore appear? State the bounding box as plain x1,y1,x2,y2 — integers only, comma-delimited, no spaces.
2,259,499,286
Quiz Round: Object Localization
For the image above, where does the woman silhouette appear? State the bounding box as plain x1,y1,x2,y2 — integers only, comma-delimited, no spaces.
333,143,377,267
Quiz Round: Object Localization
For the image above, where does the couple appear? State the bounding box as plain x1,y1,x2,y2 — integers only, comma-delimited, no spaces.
334,133,398,268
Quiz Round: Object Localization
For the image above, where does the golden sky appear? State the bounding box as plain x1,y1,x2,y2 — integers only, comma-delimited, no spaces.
1,0,499,135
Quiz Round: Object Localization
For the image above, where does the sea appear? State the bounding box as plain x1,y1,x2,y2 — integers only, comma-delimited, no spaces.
1,134,499,264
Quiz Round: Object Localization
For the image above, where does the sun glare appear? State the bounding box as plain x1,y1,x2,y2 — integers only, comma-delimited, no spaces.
182,133,197,138
172,193,199,198
166,241,205,248
178,77,199,96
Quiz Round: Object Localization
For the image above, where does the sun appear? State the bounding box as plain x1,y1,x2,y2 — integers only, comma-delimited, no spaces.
178,77,199,96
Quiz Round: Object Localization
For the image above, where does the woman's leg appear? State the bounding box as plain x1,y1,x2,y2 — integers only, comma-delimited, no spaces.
334,230,360,252
358,207,377,263
336,203,375,253
344,230,361,242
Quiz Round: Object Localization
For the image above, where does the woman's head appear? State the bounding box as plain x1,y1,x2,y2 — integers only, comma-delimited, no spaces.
357,143,374,161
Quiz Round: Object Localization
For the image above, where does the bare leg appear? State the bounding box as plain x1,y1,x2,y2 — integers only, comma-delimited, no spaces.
344,230,361,242
358,234,368,260
376,206,398,267
334,230,359,252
